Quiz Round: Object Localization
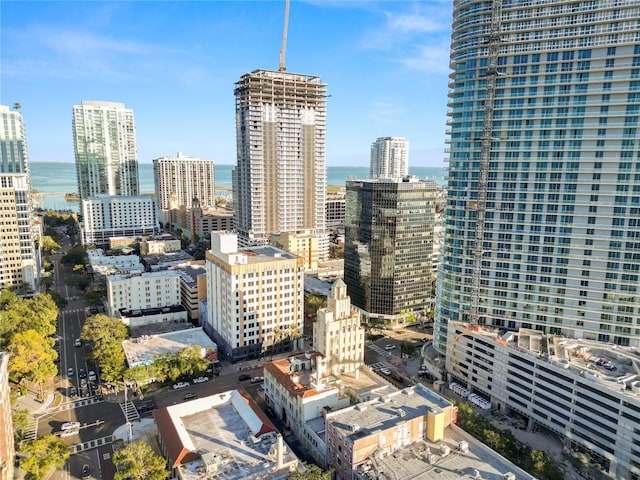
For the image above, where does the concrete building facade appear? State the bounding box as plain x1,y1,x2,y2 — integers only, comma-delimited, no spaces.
170,261,207,323
344,177,438,325
446,321,640,479
0,105,38,290
153,152,215,224
106,270,182,317
232,69,327,258
269,230,319,271
72,101,139,200
369,137,409,179
313,278,364,377
80,195,158,246
205,232,304,362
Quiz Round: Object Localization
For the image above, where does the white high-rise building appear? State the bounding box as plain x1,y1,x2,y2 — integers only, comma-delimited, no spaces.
106,270,182,317
72,101,140,200
369,136,409,179
153,152,215,223
0,105,38,290
80,195,158,246
233,69,327,258
205,232,304,363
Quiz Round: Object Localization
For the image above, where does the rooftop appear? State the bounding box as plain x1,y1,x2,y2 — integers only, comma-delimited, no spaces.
153,389,299,480
263,353,332,399
122,326,216,368
171,262,207,287
358,426,535,480
241,245,298,262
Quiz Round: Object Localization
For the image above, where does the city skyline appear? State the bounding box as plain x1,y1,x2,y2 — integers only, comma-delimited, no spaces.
0,1,452,168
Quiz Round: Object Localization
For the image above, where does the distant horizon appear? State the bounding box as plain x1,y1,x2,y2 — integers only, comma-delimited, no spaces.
29,160,446,168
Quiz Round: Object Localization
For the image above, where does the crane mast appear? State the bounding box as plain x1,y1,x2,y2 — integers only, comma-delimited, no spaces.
279,0,290,72
469,0,503,327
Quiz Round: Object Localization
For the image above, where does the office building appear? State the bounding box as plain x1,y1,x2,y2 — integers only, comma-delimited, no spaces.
153,152,215,225
344,176,438,325
0,105,38,290
446,321,640,479
437,0,640,351
205,232,304,362
106,270,182,318
233,69,328,258
72,101,139,200
0,353,14,480
325,193,346,228
369,136,409,179
313,278,364,376
80,195,158,246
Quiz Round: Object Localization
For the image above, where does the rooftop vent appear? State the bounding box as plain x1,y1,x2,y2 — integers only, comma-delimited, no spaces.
397,408,406,417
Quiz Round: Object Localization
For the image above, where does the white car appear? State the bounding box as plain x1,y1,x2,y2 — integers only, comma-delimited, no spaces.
74,338,82,347
384,344,396,351
88,371,97,381
380,368,392,375
61,421,80,431
192,377,208,384
172,382,190,390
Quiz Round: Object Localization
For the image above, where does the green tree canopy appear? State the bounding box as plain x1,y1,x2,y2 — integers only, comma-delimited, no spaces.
112,440,168,480
81,314,128,383
61,245,87,267
287,463,331,480
7,329,58,384
42,236,61,254
0,291,58,348
19,434,70,479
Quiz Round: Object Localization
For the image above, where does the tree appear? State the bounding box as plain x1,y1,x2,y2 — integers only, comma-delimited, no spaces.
112,441,168,480
12,409,32,446
7,329,58,393
61,245,87,267
19,435,70,479
81,314,128,383
42,236,61,254
1,293,58,344
287,463,331,480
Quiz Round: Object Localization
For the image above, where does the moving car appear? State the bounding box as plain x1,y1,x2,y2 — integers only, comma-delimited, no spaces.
238,374,251,381
250,376,264,384
184,393,198,400
384,344,396,351
192,376,208,384
380,368,392,375
82,464,90,479
61,421,80,431
67,367,74,377
172,381,190,390
74,338,82,347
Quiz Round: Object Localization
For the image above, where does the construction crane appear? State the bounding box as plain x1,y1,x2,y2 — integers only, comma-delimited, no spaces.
278,0,290,72
468,0,504,327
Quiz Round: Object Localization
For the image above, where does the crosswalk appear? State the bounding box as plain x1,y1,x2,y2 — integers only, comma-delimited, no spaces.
120,401,140,423
23,414,38,442
70,435,112,454
57,397,103,412
366,341,395,357
63,308,83,314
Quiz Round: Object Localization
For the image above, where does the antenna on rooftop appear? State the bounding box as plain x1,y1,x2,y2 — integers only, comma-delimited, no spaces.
278,0,290,72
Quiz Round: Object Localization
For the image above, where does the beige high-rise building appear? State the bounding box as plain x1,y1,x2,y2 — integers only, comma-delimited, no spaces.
205,232,304,362
233,69,327,258
313,278,364,377
153,152,215,225
269,230,318,271
0,105,38,290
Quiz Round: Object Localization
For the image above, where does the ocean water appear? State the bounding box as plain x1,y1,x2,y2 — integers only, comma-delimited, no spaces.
30,162,446,211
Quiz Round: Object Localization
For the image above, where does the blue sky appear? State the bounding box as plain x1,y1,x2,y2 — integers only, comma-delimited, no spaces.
1,1,452,167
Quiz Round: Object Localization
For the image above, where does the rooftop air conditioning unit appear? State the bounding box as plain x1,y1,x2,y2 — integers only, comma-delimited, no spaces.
503,473,516,480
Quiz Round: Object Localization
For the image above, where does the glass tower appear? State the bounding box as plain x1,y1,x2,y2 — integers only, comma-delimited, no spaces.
72,101,140,200
344,177,437,322
436,0,640,351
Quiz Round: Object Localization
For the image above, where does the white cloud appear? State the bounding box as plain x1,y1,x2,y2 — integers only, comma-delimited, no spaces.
398,42,452,74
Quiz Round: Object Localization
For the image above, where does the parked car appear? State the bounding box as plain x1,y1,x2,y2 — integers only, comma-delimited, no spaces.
250,376,264,384
88,370,97,381
69,386,78,397
184,393,198,400
82,464,91,479
79,368,86,379
74,338,82,347
61,421,80,431
172,382,190,390
380,368,392,375
67,367,74,377
138,401,155,413
192,376,208,384
384,344,396,351
238,374,251,381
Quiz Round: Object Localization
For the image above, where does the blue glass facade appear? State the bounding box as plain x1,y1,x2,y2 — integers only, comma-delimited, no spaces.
436,0,640,351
